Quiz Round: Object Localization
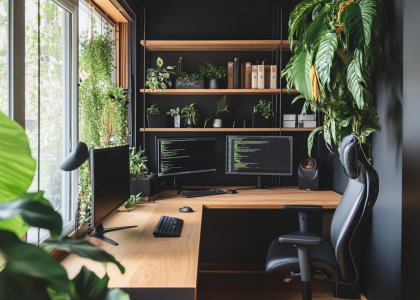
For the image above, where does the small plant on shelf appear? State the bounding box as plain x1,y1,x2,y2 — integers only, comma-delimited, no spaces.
200,62,227,79
167,107,181,128
253,99,274,119
181,103,200,127
146,103,161,114
145,57,176,91
204,95,230,128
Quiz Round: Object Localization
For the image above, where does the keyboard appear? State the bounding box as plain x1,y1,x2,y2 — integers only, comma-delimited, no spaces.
180,188,226,198
153,215,184,237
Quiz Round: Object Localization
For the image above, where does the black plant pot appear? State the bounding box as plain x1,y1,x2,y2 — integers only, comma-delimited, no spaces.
147,114,169,128
175,79,204,89
130,178,155,197
209,79,219,89
252,112,274,128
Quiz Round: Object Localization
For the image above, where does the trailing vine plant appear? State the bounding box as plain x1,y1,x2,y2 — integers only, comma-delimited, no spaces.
284,0,384,157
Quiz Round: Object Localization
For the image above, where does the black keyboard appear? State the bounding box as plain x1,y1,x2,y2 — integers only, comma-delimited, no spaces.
153,215,183,237
181,189,226,198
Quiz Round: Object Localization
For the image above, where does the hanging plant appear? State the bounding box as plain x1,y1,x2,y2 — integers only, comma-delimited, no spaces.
284,0,384,157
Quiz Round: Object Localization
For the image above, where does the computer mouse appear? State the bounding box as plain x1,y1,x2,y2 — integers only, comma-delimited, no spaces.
179,206,194,213
227,189,237,194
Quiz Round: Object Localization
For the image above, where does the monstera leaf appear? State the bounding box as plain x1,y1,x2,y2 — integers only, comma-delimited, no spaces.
0,111,37,238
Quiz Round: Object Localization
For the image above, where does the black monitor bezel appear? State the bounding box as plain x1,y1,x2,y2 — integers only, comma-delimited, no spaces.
90,145,130,228
155,136,217,177
225,135,293,176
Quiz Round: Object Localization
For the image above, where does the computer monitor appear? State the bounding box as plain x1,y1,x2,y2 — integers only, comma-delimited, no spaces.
226,135,293,189
156,137,217,192
89,145,137,245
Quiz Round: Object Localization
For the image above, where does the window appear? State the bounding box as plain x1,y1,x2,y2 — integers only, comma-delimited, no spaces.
0,0,7,114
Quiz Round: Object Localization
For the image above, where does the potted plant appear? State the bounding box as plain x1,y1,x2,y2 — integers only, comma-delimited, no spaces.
175,57,204,89
181,103,199,128
145,57,176,91
252,99,274,128
204,95,230,128
146,102,169,128
130,147,155,198
200,62,227,89
167,107,181,128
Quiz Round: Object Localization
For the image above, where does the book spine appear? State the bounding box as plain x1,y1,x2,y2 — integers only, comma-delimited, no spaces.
233,61,241,89
258,65,264,89
228,62,233,89
245,62,252,89
251,65,258,89
241,63,245,89
264,65,270,89
270,65,277,89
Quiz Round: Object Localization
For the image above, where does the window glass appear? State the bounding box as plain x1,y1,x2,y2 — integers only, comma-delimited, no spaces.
25,0,71,243
0,0,7,114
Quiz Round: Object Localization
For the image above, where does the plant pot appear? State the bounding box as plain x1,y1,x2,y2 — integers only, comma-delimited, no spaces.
130,178,155,197
252,112,274,128
147,114,169,128
209,78,219,89
186,116,193,128
173,115,181,128
213,118,222,128
175,79,204,89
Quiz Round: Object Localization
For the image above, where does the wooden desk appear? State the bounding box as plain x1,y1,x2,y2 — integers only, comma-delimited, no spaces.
61,187,341,300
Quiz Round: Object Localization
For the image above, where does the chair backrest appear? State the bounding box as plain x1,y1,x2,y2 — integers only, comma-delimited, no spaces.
330,134,379,283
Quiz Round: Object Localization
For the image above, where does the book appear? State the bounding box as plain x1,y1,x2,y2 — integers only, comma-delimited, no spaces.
264,65,270,89
258,65,264,89
233,60,241,89
245,62,252,89
270,65,277,89
241,63,245,89
228,62,233,89
251,65,258,89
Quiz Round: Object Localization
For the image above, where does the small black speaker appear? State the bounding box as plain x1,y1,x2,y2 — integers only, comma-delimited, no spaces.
298,157,319,191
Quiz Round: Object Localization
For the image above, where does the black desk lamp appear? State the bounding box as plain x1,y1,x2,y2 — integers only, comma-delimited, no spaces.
60,141,89,238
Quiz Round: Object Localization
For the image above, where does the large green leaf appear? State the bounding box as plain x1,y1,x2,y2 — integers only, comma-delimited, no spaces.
341,3,364,49
0,192,63,238
347,51,366,109
0,111,37,238
292,51,313,101
43,237,125,274
336,48,353,67
308,23,329,53
359,0,377,48
0,229,71,299
307,126,323,156
305,5,329,51
288,0,324,50
316,33,338,87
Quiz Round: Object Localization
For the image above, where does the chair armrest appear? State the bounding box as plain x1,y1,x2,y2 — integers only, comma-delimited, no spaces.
279,231,322,246
283,205,323,212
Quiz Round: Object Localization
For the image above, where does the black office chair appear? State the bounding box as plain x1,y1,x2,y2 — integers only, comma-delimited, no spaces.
266,133,379,300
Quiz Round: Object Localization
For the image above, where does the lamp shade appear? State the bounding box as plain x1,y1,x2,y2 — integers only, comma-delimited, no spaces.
59,141,89,171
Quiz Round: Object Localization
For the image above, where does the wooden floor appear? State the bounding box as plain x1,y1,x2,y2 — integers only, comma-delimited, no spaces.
197,273,355,300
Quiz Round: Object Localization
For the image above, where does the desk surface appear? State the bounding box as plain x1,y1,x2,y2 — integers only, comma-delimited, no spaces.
61,187,341,290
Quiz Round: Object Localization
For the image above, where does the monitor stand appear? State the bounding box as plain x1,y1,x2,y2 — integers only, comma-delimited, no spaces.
174,176,203,194
237,175,272,191
89,223,138,246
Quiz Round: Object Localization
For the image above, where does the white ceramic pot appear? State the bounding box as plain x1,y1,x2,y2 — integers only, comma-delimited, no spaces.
174,115,180,128
213,118,222,128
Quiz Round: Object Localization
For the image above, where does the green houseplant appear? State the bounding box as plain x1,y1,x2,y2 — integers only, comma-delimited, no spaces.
252,99,274,128
129,147,155,198
145,57,176,91
284,0,384,156
181,103,199,128
0,111,130,300
146,103,168,128
204,95,231,128
200,62,227,89
175,57,204,89
167,107,181,128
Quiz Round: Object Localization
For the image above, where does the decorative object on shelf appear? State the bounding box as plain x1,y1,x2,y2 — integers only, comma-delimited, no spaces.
181,103,199,128
129,147,155,198
257,60,266,89
233,58,241,89
145,57,176,91
200,62,227,89
146,103,169,128
204,95,231,128
252,99,274,128
175,57,204,89
283,114,297,128
251,65,258,89
167,107,181,128
227,62,233,89
298,114,317,128
284,0,384,157
245,62,252,89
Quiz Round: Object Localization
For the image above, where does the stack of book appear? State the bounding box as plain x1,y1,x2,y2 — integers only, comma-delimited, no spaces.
228,60,277,89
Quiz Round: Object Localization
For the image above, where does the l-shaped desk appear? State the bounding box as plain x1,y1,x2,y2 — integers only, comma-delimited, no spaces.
61,187,341,300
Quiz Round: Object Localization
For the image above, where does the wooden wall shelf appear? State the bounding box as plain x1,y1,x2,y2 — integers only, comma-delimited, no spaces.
140,40,296,52
140,89,283,95
139,128,315,132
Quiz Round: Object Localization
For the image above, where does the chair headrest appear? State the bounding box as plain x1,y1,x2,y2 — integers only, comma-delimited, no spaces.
340,133,360,179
